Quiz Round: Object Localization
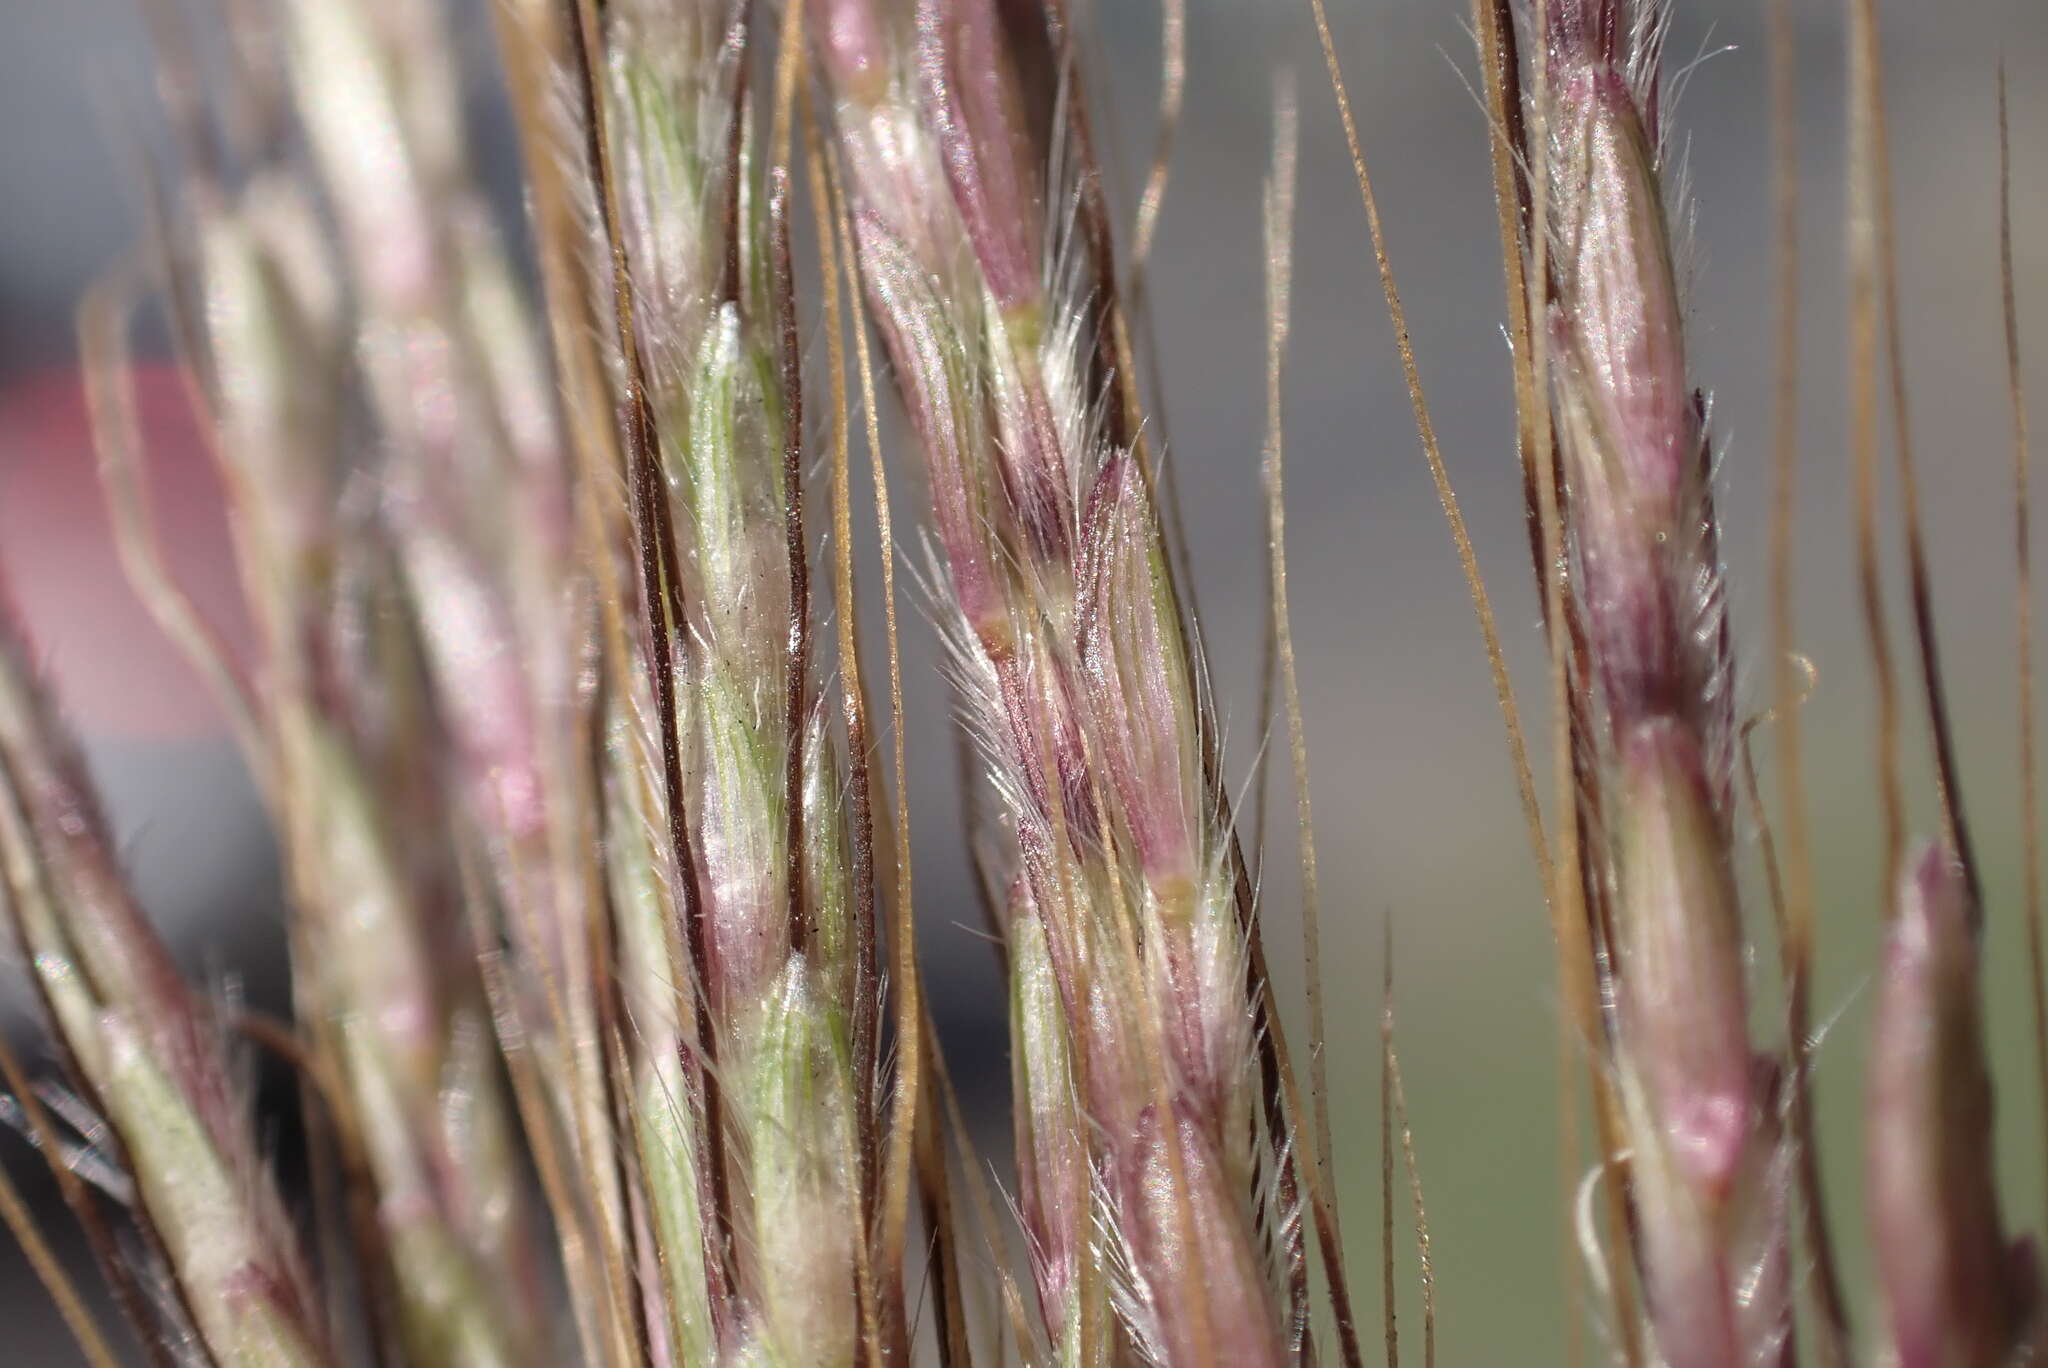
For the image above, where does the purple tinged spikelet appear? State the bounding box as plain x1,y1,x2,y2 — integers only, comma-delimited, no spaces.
819,0,1288,1357
1079,455,1198,900
1078,454,1250,1138
853,173,1099,845
820,0,979,315
1868,843,2039,1367
923,0,1073,572
917,0,1075,578
1008,904,1100,1359
1621,1051,1793,1368
1528,1,1783,1359
856,218,1013,647
1542,0,1721,753
1615,719,1750,1197
1116,1102,1290,1367
182,135,552,1361
919,0,1042,318
1610,720,1790,1367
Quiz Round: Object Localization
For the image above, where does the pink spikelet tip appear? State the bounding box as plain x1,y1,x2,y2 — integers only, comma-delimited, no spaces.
918,0,1043,318
1541,0,1715,738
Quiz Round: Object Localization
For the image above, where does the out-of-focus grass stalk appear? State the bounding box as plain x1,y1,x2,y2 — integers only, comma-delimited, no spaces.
185,170,548,1366
1866,843,2034,1367
814,1,1291,1360
278,0,593,1059
0,615,329,1368
1841,2,2040,1360
80,7,562,1360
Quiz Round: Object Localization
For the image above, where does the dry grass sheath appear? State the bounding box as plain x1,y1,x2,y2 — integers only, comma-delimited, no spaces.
0,0,2042,1365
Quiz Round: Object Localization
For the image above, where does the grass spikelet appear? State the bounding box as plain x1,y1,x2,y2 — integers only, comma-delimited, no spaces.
1493,2,1794,1360
6,1,2048,1365
572,2,889,1359
814,0,1294,1358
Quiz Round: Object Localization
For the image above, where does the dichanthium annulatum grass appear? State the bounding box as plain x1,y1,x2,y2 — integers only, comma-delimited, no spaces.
0,0,2042,1364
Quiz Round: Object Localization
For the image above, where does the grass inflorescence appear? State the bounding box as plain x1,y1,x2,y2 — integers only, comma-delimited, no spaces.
0,0,2041,1365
